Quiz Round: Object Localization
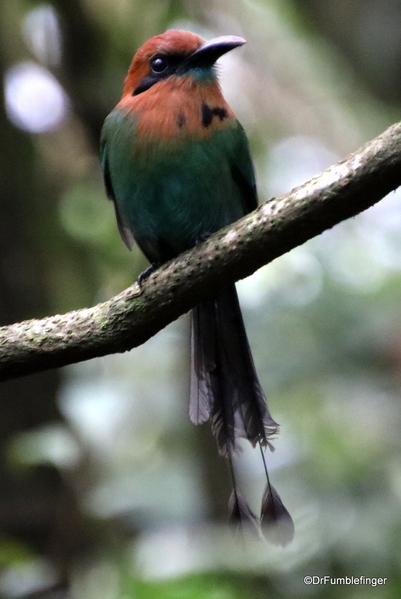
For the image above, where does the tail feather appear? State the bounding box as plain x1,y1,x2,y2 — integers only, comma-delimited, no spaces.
190,284,293,543
228,489,260,536
260,481,294,547
227,447,259,537
189,302,212,424
190,284,278,454
190,297,237,457
215,286,278,448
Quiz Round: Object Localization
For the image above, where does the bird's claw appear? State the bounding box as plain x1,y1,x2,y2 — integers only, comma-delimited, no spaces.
196,231,212,245
137,262,161,287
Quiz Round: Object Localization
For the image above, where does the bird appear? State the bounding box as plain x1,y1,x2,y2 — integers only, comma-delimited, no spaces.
100,29,294,545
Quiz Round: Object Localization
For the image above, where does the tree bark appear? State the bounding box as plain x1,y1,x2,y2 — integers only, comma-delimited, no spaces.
1,122,401,382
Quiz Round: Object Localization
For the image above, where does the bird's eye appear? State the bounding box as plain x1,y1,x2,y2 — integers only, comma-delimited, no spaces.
151,56,168,73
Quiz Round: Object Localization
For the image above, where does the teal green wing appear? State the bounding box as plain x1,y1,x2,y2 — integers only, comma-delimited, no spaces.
100,110,136,249
229,121,258,215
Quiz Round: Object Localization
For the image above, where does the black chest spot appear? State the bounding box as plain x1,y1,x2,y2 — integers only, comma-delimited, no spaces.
176,112,187,129
201,103,228,128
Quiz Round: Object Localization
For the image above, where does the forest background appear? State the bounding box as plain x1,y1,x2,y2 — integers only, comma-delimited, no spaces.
1,0,401,597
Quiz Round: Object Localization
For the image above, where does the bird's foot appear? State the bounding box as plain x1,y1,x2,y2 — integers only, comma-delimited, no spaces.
196,231,212,245
138,262,161,287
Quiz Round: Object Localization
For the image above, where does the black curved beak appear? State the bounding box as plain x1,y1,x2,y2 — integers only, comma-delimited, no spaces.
184,35,246,68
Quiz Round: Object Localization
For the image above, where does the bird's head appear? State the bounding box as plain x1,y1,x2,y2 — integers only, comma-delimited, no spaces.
122,30,245,97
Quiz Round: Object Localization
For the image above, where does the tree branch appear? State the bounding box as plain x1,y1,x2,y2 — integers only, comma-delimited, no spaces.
1,123,401,382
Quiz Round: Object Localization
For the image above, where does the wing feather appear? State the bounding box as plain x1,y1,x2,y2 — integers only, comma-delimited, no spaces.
230,122,258,214
100,114,136,250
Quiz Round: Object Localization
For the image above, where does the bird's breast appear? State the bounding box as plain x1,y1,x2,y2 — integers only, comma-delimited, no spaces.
118,75,236,144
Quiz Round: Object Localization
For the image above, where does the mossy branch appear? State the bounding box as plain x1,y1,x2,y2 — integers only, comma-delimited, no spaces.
1,122,401,381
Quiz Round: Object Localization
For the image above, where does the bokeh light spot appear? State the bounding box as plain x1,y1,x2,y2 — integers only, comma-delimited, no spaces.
4,62,68,133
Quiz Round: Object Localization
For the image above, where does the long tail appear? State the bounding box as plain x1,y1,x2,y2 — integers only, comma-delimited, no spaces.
190,284,277,454
190,284,293,544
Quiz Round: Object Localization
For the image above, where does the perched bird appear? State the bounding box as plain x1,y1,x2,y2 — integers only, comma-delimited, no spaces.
100,30,293,545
